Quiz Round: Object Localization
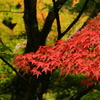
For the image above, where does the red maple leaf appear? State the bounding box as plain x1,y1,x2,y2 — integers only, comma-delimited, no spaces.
42,67,50,74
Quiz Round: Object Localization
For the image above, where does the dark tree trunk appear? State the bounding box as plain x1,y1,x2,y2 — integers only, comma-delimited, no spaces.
24,0,41,53
11,0,67,100
11,0,49,100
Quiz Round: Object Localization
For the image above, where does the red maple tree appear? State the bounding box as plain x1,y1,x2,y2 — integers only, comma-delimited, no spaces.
14,13,100,86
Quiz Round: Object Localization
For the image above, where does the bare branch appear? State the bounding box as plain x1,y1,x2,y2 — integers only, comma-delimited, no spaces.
0,56,32,86
52,0,61,40
41,0,68,45
58,0,90,40
0,56,19,76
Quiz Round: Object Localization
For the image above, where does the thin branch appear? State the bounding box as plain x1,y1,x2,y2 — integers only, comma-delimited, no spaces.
58,0,90,40
0,10,24,13
69,84,96,100
0,56,32,86
52,0,61,40
0,56,19,76
41,0,68,45
0,38,5,46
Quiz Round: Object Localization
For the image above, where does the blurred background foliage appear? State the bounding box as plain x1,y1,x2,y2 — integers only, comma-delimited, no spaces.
0,0,100,100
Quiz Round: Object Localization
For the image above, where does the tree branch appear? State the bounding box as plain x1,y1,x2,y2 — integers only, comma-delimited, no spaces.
69,84,96,100
0,38,5,46
0,56,20,76
41,0,68,45
58,0,89,40
0,56,32,86
52,0,61,40
81,1,99,29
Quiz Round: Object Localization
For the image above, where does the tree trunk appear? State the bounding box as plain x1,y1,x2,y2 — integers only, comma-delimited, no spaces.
11,0,50,100
10,0,67,99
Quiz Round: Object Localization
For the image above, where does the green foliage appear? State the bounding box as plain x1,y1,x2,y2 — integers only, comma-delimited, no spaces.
64,0,73,9
48,70,85,100
70,0,95,13
0,45,13,58
81,89,100,100
0,1,25,100
46,70,100,100
0,94,11,100
42,4,53,11
95,0,100,2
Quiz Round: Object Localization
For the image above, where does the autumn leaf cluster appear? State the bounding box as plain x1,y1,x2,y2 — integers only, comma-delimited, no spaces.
14,13,100,85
